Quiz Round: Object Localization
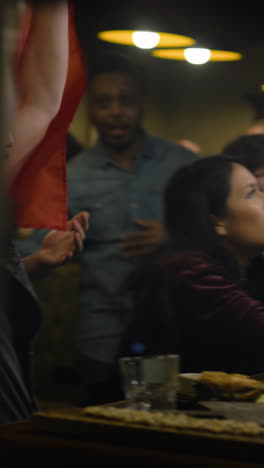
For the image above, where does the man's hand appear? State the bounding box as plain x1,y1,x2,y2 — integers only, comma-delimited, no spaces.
120,219,168,259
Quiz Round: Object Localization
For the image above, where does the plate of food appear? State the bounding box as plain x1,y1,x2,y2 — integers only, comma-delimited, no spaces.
179,373,201,381
179,371,264,402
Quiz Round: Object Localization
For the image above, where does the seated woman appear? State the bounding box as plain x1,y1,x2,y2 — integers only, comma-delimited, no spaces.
121,155,264,375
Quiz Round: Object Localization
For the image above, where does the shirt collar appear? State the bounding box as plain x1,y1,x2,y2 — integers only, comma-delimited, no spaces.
92,130,156,168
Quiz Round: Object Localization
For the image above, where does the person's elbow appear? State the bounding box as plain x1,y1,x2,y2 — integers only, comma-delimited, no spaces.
30,103,61,134
41,94,63,122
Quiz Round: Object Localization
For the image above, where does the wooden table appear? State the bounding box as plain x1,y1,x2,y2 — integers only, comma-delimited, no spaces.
2,409,264,467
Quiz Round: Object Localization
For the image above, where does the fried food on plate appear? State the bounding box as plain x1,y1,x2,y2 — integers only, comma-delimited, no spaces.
199,371,263,401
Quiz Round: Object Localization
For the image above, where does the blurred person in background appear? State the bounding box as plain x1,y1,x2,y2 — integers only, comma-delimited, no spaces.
222,134,264,192
246,119,264,136
177,138,201,155
65,52,198,406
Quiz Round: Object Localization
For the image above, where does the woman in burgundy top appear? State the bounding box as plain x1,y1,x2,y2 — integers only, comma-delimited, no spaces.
122,155,264,375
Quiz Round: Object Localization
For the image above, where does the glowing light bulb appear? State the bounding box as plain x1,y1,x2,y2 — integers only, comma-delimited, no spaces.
132,31,160,49
184,47,211,65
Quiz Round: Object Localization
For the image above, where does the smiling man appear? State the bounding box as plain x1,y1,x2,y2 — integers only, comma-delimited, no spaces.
87,65,144,169
62,52,198,406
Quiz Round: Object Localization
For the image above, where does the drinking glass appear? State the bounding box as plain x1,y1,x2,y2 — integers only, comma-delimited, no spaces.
119,354,180,411
119,356,150,409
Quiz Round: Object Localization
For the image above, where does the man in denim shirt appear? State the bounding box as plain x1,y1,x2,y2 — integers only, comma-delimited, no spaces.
17,53,197,404
66,53,197,405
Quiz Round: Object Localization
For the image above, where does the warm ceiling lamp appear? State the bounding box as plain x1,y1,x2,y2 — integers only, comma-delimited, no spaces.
132,31,160,49
184,48,211,64
261,84,264,92
97,30,195,49
152,48,243,63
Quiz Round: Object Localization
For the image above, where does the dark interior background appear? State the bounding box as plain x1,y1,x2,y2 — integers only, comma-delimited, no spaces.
28,1,264,403
71,1,264,155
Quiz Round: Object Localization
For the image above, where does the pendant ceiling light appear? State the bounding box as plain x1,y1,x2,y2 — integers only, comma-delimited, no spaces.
152,48,242,63
97,30,195,49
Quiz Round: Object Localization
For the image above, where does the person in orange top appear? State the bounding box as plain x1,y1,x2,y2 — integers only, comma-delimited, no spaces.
6,1,87,229
5,1,68,185
0,1,88,423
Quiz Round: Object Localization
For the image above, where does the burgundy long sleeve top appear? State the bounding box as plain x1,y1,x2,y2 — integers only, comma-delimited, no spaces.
123,252,264,375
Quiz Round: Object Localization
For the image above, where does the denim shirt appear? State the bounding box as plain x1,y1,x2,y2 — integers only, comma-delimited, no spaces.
66,132,197,362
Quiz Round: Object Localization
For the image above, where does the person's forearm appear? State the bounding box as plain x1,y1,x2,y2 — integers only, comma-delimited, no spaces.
22,249,51,278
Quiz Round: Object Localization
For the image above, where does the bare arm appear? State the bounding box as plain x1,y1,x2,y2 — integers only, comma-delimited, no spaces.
22,230,75,277
6,1,69,184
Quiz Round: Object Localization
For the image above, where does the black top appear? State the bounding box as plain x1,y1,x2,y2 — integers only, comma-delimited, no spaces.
0,241,41,423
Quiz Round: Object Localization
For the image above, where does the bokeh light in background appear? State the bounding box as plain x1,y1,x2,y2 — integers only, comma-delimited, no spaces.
184,48,211,65
97,30,195,48
132,31,160,49
152,48,243,63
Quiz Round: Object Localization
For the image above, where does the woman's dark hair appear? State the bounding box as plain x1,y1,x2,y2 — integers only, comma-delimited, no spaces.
164,154,238,278
222,134,264,173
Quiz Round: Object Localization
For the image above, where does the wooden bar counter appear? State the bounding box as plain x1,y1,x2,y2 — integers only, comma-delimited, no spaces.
2,402,264,467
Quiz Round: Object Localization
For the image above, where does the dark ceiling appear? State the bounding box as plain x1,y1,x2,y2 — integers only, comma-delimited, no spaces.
75,1,264,53
74,1,264,107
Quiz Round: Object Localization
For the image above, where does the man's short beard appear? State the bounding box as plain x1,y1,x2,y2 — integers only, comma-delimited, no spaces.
103,127,143,152
107,140,132,152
